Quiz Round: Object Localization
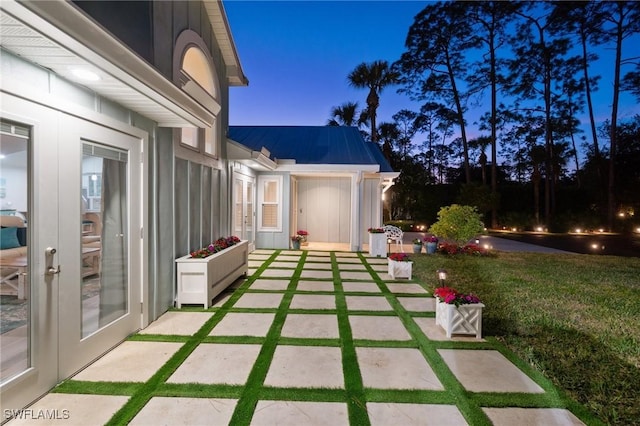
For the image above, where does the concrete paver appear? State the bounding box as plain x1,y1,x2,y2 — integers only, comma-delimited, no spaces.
209,312,275,337
168,343,262,385
24,248,585,426
252,401,349,426
264,345,344,388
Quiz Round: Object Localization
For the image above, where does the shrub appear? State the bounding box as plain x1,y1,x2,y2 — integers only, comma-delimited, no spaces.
429,204,485,245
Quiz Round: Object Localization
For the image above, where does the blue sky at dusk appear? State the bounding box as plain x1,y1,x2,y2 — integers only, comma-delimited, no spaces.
225,0,424,126
224,1,640,152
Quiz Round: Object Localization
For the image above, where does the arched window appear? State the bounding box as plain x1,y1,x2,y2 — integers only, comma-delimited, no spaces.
174,30,221,158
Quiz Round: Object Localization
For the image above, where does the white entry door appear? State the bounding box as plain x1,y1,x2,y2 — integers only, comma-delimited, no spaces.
0,94,142,413
233,175,255,251
297,177,351,243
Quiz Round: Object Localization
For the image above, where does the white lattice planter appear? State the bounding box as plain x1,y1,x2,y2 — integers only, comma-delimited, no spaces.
175,240,248,308
387,259,412,279
435,298,484,338
368,232,387,257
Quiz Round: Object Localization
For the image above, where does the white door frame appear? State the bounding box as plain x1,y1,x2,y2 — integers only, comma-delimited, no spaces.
0,92,146,413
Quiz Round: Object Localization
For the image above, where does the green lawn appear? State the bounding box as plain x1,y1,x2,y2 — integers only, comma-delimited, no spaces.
412,252,640,425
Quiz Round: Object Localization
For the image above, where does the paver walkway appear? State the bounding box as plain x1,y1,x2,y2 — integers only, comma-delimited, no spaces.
11,250,586,425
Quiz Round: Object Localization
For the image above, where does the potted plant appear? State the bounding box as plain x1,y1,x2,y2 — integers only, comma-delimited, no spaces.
387,252,412,279
424,235,438,254
412,238,423,253
291,234,303,249
368,227,387,257
433,286,484,338
297,229,309,246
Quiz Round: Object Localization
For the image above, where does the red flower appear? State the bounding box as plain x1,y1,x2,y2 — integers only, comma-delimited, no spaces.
189,236,241,258
388,252,410,262
434,286,481,306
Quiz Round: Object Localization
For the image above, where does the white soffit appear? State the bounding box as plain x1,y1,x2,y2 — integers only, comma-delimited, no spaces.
0,0,215,128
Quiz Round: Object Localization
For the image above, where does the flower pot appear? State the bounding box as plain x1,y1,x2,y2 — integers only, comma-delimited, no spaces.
387,258,412,279
369,232,387,257
412,244,422,253
435,298,484,338
426,242,437,254
291,240,301,250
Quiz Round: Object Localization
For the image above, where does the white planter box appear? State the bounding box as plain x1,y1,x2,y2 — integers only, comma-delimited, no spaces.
435,298,484,338
369,233,387,257
387,259,412,279
175,240,248,308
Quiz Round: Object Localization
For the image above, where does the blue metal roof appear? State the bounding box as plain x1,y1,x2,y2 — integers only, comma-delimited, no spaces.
228,126,394,172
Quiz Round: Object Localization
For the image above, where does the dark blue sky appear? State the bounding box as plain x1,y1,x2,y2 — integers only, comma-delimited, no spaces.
225,1,639,153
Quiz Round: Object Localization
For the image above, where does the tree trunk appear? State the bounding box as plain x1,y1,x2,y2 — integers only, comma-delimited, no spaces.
608,13,623,231
367,89,379,144
447,55,471,184
489,33,499,228
580,30,602,179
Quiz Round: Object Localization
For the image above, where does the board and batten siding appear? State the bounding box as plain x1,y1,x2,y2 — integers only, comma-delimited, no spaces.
296,177,351,243
362,178,382,245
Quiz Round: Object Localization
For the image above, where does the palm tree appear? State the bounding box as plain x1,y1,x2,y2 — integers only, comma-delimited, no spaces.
327,101,366,127
347,60,398,146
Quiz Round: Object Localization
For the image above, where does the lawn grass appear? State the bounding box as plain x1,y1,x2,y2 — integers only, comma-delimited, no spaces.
412,252,640,425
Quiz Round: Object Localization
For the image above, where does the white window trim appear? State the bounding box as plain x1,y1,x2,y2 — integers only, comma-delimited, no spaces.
257,175,282,232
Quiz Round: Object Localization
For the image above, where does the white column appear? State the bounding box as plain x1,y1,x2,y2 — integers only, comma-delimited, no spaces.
350,171,363,252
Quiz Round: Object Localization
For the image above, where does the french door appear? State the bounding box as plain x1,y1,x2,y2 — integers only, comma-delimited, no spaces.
0,94,142,414
233,175,255,251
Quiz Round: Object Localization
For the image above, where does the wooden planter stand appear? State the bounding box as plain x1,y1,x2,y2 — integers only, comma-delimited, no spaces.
175,240,248,308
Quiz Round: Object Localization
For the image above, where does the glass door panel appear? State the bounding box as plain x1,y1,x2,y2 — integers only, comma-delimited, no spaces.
81,144,129,338
0,121,30,384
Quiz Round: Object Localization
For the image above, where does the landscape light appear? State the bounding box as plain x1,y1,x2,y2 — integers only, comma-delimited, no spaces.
535,226,543,232
575,228,582,233
436,269,447,287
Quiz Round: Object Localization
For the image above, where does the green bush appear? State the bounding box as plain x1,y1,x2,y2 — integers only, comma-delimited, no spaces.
429,204,485,244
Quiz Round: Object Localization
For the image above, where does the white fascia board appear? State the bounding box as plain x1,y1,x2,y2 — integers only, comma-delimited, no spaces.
275,163,380,173
205,1,248,86
9,0,214,128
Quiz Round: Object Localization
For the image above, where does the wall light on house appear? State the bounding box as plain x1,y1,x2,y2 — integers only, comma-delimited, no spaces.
71,69,100,81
